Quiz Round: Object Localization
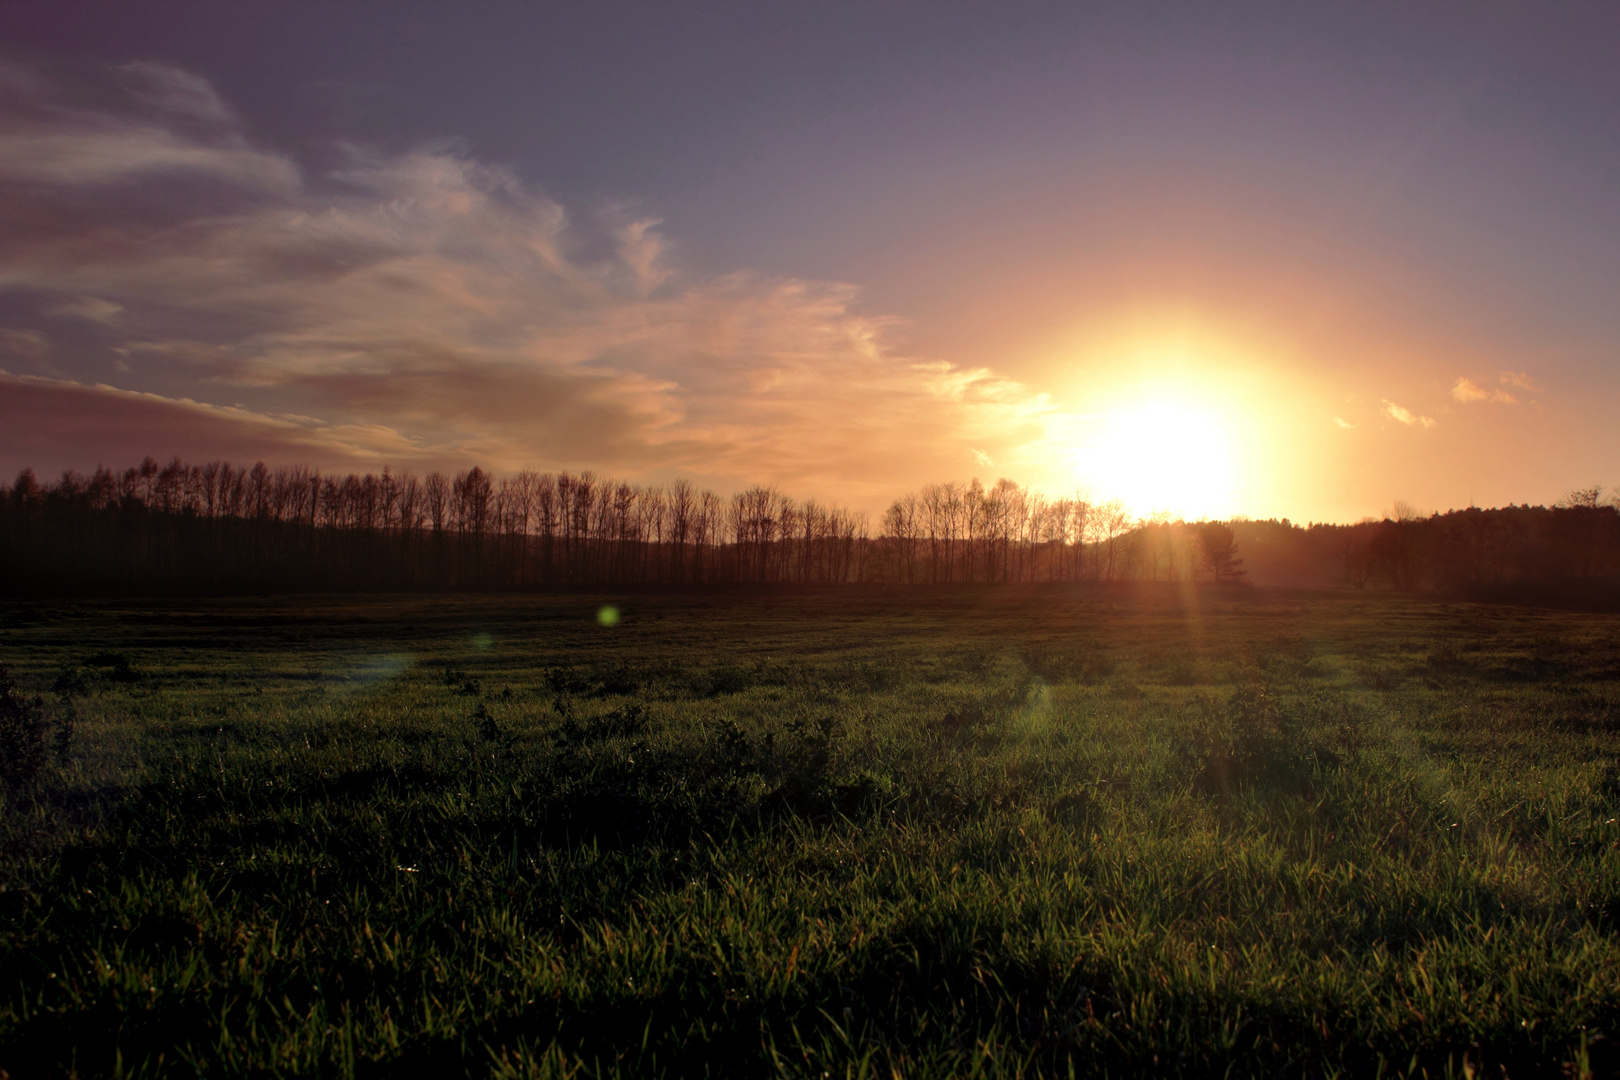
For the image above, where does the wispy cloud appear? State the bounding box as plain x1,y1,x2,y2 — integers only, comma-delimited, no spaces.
0,329,48,361
0,62,1066,500
47,296,123,323
118,61,237,123
1333,416,1356,429
1452,376,1517,404
1383,400,1435,428
0,371,423,468
0,125,299,191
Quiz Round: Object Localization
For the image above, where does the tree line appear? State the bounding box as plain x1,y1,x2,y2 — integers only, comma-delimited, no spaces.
1228,491,1620,603
2,457,1615,598
0,458,1250,594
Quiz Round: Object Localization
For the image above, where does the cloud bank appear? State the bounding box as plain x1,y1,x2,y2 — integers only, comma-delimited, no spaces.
0,61,1070,504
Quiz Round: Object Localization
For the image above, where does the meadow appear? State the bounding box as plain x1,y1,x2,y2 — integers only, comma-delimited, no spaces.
1,587,1618,1078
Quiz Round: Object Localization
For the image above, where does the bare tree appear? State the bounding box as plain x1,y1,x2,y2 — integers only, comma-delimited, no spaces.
424,473,448,533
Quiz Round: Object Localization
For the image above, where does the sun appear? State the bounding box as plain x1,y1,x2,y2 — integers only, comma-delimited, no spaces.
1049,324,1300,521
1082,397,1237,520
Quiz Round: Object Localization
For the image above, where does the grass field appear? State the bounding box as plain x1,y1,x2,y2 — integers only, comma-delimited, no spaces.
2,587,1619,1078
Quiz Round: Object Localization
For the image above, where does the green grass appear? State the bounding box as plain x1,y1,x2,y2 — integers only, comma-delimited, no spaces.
2,588,1619,1078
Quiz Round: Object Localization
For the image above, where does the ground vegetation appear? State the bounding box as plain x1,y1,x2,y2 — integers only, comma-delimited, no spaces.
1,590,1618,1076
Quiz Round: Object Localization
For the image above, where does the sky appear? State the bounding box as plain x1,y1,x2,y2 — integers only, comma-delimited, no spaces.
1,2,1618,523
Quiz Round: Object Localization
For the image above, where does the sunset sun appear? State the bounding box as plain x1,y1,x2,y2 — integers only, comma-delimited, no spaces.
1090,400,1236,520
1076,393,1239,521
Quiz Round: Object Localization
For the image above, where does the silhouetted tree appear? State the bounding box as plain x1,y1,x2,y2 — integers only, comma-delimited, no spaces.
1197,522,1246,583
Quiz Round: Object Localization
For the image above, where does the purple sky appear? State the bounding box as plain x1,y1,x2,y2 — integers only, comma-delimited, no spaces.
2,3,1618,520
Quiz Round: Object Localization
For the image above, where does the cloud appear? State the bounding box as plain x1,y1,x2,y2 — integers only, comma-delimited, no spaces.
0,371,423,472
0,126,299,192
0,329,48,360
0,61,1069,503
1333,416,1356,429
0,61,297,192
119,61,236,122
1452,376,1517,404
47,296,123,323
615,217,671,295
1383,400,1435,428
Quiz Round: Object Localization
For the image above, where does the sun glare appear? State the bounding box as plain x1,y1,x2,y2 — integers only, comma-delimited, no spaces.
1082,398,1238,521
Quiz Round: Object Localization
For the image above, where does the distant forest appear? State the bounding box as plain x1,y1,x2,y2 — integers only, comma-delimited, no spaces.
2,457,1617,601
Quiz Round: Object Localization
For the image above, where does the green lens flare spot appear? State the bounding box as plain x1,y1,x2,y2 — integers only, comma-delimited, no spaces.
597,605,621,627
472,632,493,650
